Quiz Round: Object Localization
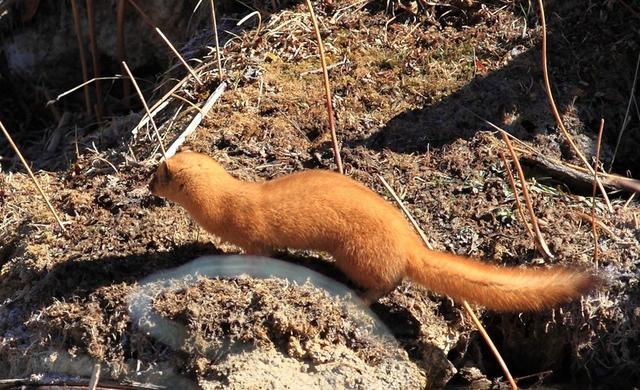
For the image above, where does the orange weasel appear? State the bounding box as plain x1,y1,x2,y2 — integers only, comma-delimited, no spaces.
149,151,599,311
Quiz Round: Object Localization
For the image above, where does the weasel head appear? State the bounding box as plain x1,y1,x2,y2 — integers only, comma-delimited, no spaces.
148,150,228,202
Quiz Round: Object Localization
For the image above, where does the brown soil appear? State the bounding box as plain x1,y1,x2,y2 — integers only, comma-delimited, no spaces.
1,0,639,388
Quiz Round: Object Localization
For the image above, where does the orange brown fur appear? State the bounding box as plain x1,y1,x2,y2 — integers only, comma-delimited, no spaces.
149,151,599,311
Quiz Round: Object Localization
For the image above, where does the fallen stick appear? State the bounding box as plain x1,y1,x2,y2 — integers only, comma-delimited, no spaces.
520,153,640,194
165,82,226,158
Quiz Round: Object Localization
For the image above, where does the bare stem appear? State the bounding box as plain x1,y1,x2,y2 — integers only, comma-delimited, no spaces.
499,151,535,239
209,0,223,80
116,0,130,100
463,301,518,390
122,61,167,159
70,0,92,114
591,119,605,268
85,0,104,121
155,27,203,85
304,0,343,174
536,0,612,212
0,120,67,233
126,0,155,28
378,175,433,250
501,131,554,260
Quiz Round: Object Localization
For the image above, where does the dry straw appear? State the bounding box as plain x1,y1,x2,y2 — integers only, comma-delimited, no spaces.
209,0,223,79
122,61,167,159
155,27,203,85
591,119,605,268
304,0,343,174
501,131,554,260
85,0,104,120
536,0,612,212
70,0,92,114
0,120,67,233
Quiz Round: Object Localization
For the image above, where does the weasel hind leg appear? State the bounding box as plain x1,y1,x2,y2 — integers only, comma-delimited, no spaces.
360,282,400,305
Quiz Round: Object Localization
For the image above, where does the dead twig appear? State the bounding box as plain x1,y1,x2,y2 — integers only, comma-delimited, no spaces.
237,11,262,41
304,0,344,174
501,131,554,260
463,301,518,390
166,82,227,158
116,0,130,101
499,152,535,239
122,61,167,159
623,193,636,210
610,52,640,170
126,0,155,28
591,119,604,268
464,110,640,194
0,120,67,233
156,27,202,85
155,27,203,85
86,0,104,121
572,211,619,243
536,0,612,212
379,174,516,390
47,76,123,105
209,0,223,80
70,0,92,114
378,175,433,250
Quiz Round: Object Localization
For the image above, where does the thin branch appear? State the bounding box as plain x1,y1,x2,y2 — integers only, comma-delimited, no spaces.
126,0,155,28
209,0,223,80
130,62,211,136
591,119,604,268
378,175,433,250
304,0,344,174
379,174,516,390
501,131,554,260
463,301,518,390
166,82,227,158
169,93,207,116
70,0,92,114
0,120,67,233
610,51,640,170
623,193,636,210
122,61,167,159
536,0,612,212
499,152,535,239
237,11,262,41
155,27,203,85
47,76,124,105
85,0,104,121
116,0,130,101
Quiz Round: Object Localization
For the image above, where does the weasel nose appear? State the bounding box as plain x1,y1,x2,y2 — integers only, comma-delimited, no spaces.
148,176,156,194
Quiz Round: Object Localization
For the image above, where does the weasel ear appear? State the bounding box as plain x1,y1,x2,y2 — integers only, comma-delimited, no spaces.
160,160,173,183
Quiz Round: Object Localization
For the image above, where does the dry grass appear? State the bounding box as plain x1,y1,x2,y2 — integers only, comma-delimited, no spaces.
0,0,639,387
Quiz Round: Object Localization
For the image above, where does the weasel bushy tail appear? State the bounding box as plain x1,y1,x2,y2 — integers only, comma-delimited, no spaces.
407,250,599,311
